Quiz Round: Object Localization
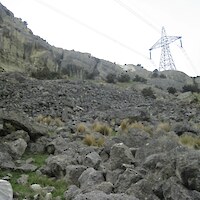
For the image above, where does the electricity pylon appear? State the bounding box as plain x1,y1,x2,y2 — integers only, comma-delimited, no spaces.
149,27,182,71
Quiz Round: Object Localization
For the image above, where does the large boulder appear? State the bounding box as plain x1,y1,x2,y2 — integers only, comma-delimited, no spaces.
73,190,139,200
7,138,27,159
78,168,105,192
0,110,48,141
110,143,135,170
65,165,87,186
0,180,13,200
176,150,200,192
135,135,180,162
83,152,102,169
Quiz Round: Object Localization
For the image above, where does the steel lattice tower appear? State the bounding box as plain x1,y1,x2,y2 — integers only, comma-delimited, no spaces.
149,27,182,71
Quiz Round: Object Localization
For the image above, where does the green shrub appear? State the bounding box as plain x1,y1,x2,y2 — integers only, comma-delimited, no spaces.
117,73,130,82
133,75,147,83
182,84,199,93
106,73,116,83
31,67,61,80
141,87,156,99
92,122,112,136
167,87,177,94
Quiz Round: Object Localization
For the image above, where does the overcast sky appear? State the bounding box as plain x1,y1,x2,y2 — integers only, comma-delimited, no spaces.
1,0,200,76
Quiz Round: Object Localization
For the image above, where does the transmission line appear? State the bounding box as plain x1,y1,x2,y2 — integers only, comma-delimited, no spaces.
112,0,160,34
32,0,150,61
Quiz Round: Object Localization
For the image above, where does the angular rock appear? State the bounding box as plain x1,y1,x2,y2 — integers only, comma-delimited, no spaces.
74,190,139,200
135,135,179,162
64,185,82,200
114,168,143,193
117,129,151,148
126,179,160,200
95,182,113,194
110,143,135,170
83,152,102,169
41,155,70,178
176,150,200,192
7,138,27,159
78,168,105,192
0,109,49,141
0,180,13,200
65,165,87,186
106,169,124,185
162,177,193,200
0,151,15,169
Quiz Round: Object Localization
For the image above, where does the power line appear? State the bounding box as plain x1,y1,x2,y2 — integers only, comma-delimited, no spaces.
112,0,160,34
32,0,150,61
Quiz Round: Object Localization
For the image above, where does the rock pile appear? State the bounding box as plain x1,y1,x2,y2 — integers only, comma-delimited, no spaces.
0,73,200,199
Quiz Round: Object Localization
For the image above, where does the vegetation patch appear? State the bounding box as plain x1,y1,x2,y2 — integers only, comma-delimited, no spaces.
83,134,105,147
179,134,200,149
36,115,64,127
92,122,112,136
0,152,67,199
76,123,87,133
156,122,171,132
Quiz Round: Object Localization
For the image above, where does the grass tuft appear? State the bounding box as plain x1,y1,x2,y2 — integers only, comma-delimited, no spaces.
156,122,171,132
83,134,105,147
76,123,86,133
36,115,64,127
179,135,200,149
92,122,112,136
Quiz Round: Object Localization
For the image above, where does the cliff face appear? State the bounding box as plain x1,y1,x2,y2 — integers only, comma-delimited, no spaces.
0,3,122,78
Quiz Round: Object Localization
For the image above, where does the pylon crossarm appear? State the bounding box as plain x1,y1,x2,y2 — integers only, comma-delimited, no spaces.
150,36,182,50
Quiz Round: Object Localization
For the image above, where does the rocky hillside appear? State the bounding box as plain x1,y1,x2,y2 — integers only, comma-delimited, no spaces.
1,3,200,200
0,3,123,79
0,72,200,199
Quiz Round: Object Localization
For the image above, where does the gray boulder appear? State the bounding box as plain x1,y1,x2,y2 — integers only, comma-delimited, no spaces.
41,155,70,178
0,152,15,170
117,129,151,148
0,109,49,140
0,180,13,200
78,168,105,192
176,150,200,191
7,138,27,159
83,152,102,169
135,135,179,162
64,185,82,200
110,143,135,170
74,190,138,200
114,168,143,193
65,165,87,186
162,177,194,200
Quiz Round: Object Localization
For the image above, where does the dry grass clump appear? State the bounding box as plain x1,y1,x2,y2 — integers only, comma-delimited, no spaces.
36,115,64,127
76,123,87,133
83,134,105,147
92,122,112,136
120,119,130,131
179,135,200,149
129,121,152,134
156,122,171,132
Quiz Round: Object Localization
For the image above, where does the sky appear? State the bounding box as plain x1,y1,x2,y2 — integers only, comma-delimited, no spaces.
1,0,200,77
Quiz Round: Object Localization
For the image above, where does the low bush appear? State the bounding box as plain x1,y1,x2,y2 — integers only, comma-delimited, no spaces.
106,73,117,83
117,73,130,82
141,87,156,99
182,84,199,93
179,135,200,149
31,67,61,80
76,123,87,133
92,122,112,136
133,75,147,83
83,134,105,147
36,115,64,127
167,87,177,94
